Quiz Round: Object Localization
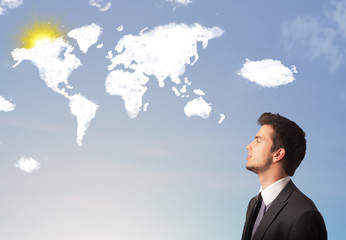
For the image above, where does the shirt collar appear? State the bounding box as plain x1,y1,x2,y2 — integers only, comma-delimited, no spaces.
259,176,291,206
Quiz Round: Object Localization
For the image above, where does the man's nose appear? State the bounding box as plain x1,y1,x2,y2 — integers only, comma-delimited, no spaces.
246,142,252,151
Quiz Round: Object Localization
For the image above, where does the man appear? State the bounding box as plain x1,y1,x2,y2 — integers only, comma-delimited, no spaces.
241,113,327,240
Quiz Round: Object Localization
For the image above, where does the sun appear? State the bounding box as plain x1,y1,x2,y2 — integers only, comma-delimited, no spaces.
19,21,65,49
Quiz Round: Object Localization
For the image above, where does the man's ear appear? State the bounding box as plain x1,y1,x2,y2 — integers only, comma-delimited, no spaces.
273,148,285,162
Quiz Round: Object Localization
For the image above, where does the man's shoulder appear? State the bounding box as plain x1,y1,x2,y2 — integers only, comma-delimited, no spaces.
286,182,319,212
271,182,327,235
285,184,328,239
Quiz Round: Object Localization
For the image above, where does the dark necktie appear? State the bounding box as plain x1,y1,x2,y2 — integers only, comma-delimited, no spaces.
245,192,263,240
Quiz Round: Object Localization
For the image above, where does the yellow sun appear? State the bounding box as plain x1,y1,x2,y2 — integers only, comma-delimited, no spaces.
20,21,65,49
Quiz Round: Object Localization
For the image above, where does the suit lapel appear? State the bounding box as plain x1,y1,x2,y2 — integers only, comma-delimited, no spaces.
252,201,287,239
252,180,296,240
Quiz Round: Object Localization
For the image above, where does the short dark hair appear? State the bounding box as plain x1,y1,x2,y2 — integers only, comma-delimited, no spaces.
258,112,306,176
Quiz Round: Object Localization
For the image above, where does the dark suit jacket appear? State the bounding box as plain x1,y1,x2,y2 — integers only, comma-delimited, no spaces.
241,180,327,240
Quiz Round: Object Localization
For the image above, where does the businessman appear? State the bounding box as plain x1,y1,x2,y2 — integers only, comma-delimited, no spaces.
242,113,327,240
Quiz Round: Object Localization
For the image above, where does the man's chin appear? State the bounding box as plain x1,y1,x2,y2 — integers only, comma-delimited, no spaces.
246,161,272,174
245,164,258,174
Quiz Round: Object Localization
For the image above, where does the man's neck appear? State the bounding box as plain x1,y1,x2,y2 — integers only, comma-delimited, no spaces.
258,171,288,190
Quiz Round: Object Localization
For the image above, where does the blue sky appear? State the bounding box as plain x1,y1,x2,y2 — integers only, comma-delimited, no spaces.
1,0,346,239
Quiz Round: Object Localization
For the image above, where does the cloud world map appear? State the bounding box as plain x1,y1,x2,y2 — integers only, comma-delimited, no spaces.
11,22,224,146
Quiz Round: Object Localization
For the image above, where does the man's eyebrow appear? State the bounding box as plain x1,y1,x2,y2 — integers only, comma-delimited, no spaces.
255,136,263,140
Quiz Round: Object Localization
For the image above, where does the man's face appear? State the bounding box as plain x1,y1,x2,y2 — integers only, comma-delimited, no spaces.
246,125,275,174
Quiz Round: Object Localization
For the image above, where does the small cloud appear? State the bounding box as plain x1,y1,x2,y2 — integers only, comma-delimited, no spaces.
172,86,181,97
218,113,225,124
106,50,113,59
179,85,187,93
184,77,191,86
184,96,211,119
0,0,23,16
143,103,149,112
15,156,40,173
193,89,205,96
172,85,188,98
166,0,192,9
116,25,124,32
88,0,111,12
68,24,103,53
96,43,103,48
0,96,15,112
238,58,297,88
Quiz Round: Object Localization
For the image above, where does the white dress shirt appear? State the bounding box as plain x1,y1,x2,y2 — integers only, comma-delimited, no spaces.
259,176,291,208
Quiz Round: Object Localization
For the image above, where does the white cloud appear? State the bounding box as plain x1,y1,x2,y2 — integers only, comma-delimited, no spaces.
143,103,149,112
179,85,187,93
68,24,103,53
12,38,81,96
184,97,211,119
281,2,346,72
116,25,124,32
238,58,297,88
0,96,15,111
15,156,40,173
184,77,191,86
69,94,99,146
193,89,205,96
172,86,181,97
106,23,223,118
88,0,111,12
105,70,148,118
96,43,103,48
172,85,188,98
218,113,225,124
106,50,113,59
109,23,224,87
166,0,192,7
0,0,23,15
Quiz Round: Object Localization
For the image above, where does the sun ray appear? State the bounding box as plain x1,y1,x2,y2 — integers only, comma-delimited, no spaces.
19,21,65,49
